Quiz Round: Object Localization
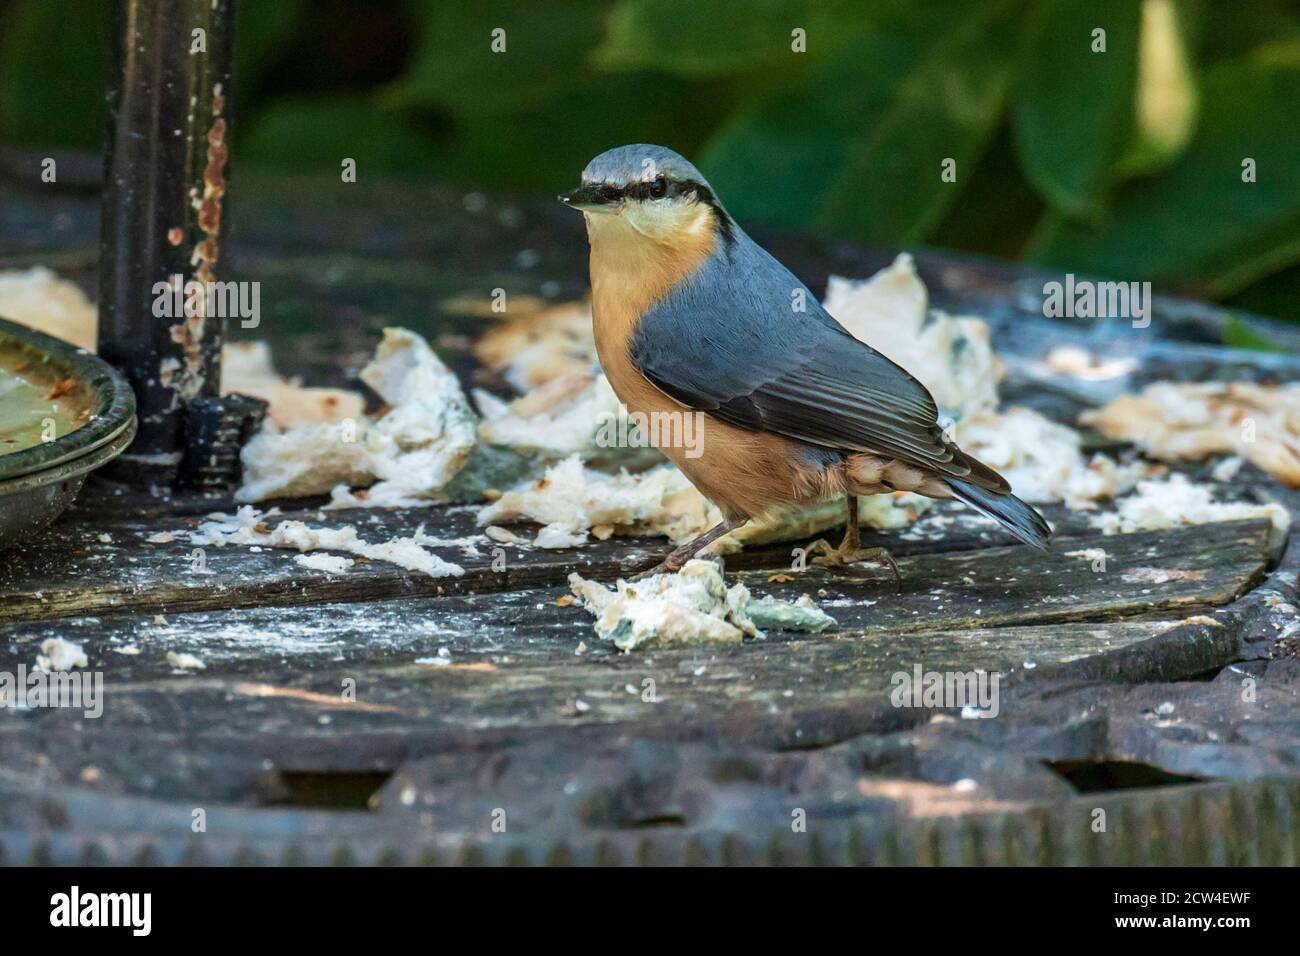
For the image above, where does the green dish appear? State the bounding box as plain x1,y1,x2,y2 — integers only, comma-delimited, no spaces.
0,317,136,548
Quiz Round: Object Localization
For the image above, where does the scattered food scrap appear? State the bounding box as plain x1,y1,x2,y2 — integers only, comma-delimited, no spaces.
479,455,706,547
567,561,758,651
1212,456,1245,482
483,525,526,545
222,340,365,429
35,637,88,672
166,651,206,671
1081,381,1300,488
747,594,837,633
294,552,355,574
474,369,652,464
567,560,836,652
0,266,98,351
1090,474,1290,550
193,506,464,578
238,328,478,504
1122,567,1208,585
1041,345,1138,382
472,300,597,391
958,406,1145,509
1064,547,1109,563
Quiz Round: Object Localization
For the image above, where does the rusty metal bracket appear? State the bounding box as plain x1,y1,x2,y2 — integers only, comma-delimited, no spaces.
97,0,251,487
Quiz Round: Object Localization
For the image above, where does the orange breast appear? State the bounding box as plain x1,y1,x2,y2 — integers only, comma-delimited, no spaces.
587,218,836,520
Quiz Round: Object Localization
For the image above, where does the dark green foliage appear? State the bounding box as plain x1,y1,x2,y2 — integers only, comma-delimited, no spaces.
0,0,1296,326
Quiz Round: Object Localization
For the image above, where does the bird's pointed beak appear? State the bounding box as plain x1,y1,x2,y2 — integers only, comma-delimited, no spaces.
558,185,616,214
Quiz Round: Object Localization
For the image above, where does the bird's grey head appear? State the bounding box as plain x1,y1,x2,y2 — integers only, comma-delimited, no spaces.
560,144,732,244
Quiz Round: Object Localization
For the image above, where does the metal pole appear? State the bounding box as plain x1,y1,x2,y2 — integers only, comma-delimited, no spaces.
98,0,237,488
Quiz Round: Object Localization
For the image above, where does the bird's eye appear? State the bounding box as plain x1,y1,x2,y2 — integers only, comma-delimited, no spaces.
648,175,668,199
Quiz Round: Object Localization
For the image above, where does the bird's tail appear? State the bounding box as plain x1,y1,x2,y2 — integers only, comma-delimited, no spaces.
944,477,1051,551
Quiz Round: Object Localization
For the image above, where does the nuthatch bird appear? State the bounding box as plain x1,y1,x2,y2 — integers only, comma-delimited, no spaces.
561,144,1050,581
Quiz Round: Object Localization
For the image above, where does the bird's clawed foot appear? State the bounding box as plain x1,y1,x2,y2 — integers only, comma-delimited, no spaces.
807,539,903,592
634,551,726,581
633,557,683,581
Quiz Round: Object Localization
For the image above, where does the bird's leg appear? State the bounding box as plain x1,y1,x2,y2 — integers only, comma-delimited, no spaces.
807,495,902,592
636,517,746,579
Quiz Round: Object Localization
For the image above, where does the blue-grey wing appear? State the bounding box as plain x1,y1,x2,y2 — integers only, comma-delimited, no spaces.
628,240,1003,488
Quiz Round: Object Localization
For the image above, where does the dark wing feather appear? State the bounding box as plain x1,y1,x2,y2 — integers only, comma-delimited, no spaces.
628,236,1008,492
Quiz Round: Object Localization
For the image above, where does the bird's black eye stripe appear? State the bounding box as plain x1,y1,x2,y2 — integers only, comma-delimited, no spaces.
618,177,716,202
622,177,665,201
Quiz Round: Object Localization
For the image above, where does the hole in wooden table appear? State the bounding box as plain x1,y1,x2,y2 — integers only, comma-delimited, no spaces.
262,771,394,810
1046,760,1206,793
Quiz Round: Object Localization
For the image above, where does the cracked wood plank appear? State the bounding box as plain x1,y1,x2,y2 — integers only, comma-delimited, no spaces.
0,519,1267,807
0,495,1106,623
0,616,1237,806
0,487,1267,624
0,519,1269,674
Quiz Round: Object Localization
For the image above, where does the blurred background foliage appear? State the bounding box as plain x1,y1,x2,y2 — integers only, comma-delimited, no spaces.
1,0,1298,322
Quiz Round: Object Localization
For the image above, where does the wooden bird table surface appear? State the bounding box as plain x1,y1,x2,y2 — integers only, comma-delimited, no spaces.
2,161,1300,865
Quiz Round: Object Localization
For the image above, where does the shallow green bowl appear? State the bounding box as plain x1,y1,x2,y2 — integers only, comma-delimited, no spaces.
0,317,136,548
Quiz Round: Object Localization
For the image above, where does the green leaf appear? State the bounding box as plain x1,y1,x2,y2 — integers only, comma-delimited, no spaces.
699,0,1020,243
1012,0,1142,218
1224,260,1300,326
1116,0,1199,178
0,0,111,150
593,0,861,78
929,124,1045,259
383,0,608,114
235,0,306,91
435,72,732,191
239,97,443,176
1194,0,1300,67
1222,314,1289,352
1026,39,1300,299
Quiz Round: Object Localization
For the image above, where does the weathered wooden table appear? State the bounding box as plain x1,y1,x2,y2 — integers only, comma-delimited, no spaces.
2,161,1299,865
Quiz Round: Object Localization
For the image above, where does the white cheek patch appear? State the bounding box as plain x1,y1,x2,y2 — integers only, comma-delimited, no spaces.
623,200,708,241
622,199,675,239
